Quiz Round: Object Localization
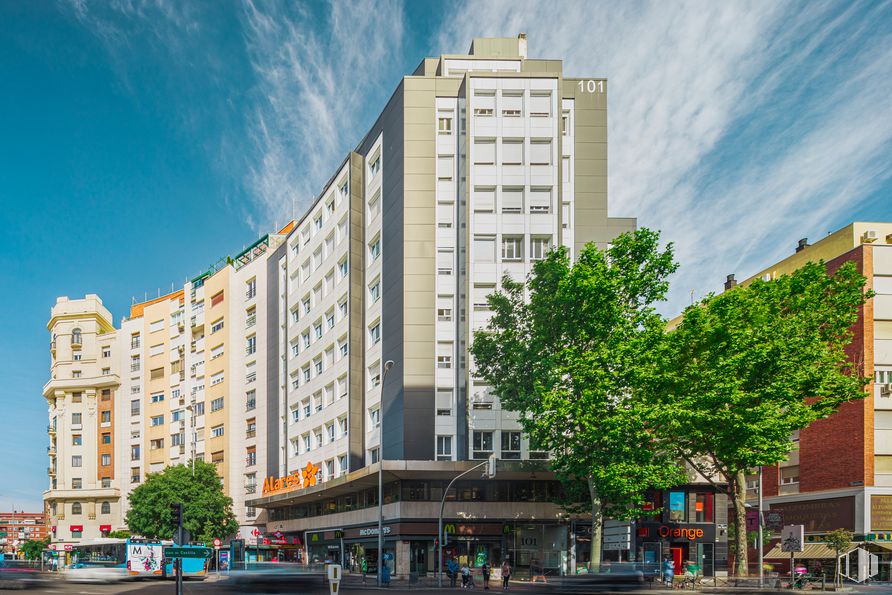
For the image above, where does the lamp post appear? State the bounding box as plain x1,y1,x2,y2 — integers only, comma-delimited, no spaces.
377,360,394,588
758,466,764,588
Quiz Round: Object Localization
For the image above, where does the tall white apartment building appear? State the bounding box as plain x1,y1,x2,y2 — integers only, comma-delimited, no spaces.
250,36,635,575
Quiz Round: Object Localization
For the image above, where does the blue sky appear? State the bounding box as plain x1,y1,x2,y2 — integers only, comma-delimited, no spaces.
1,0,891,510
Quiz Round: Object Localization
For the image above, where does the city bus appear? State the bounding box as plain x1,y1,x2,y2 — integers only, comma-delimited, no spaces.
70,538,162,577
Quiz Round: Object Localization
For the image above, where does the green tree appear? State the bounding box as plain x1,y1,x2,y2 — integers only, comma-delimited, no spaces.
654,261,872,576
19,537,50,560
107,530,130,539
471,229,686,571
825,528,853,586
126,459,238,542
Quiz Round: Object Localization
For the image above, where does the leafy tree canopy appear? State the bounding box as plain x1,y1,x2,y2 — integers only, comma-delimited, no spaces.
472,229,685,518
125,459,238,543
19,537,50,560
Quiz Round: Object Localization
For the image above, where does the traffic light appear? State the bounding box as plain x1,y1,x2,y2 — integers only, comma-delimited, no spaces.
170,502,183,531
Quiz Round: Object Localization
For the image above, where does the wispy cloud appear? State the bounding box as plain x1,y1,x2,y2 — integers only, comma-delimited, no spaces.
240,0,406,228
438,0,892,313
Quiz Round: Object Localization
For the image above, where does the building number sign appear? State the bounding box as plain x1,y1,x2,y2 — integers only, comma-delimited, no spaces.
578,80,605,94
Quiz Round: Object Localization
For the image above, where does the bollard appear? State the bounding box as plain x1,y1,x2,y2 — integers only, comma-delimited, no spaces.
327,564,342,595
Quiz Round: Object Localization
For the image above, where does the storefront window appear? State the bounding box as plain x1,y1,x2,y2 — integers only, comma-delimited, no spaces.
694,492,714,522
668,491,686,521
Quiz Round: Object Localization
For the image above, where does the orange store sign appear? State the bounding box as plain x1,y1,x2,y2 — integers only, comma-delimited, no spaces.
262,462,320,495
658,525,704,540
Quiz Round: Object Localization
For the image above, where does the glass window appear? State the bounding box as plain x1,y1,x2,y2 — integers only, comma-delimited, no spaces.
501,431,521,459
694,492,714,522
668,491,686,522
502,236,523,261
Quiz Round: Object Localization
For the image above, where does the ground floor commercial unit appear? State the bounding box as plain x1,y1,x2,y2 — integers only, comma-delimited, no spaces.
757,487,892,580
248,460,597,578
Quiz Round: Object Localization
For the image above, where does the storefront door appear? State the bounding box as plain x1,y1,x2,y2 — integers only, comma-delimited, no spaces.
410,541,427,575
671,546,684,572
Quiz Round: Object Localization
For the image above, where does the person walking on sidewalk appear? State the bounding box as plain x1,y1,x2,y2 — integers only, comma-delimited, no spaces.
482,562,491,590
501,560,511,590
361,557,368,584
447,557,459,588
662,557,674,588
461,563,472,589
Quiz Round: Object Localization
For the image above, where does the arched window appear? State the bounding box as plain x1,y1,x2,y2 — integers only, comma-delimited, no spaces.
101,501,110,515
72,328,82,345
71,502,82,515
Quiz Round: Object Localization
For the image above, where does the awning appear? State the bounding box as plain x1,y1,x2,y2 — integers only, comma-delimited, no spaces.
99,525,112,532
765,543,840,559
69,525,83,533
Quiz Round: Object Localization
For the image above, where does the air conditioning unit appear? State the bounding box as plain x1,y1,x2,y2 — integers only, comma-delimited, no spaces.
179,420,186,429
179,444,185,454
881,384,892,397
862,230,878,243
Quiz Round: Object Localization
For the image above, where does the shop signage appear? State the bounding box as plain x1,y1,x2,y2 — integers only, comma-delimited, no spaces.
781,525,804,553
769,497,855,532
638,523,716,542
871,495,892,531
659,525,704,540
765,510,785,531
359,526,392,537
262,462,320,495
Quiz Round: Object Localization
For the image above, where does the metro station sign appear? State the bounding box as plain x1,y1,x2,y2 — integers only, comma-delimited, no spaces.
262,461,320,495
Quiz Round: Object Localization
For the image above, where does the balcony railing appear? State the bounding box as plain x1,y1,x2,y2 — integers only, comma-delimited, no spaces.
245,429,256,439
47,467,56,476
246,456,257,467
47,424,56,434
246,399,256,411
245,484,257,494
130,364,140,372
246,314,256,328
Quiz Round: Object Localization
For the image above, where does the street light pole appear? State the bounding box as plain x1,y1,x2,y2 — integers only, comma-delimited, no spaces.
437,457,494,588
377,360,394,588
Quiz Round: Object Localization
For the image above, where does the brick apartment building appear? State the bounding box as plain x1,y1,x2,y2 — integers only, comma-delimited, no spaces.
0,511,48,556
729,223,892,578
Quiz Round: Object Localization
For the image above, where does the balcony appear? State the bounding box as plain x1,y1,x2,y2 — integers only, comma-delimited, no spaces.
47,444,56,456
246,399,256,412
131,339,140,350
245,484,257,494
130,364,141,373
246,314,256,328
47,467,56,476
71,338,82,350
246,456,257,467
245,429,256,439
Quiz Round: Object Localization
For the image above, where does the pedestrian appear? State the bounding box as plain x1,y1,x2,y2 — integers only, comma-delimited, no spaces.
501,560,511,589
448,557,460,588
361,556,368,583
482,561,491,590
461,563,472,589
662,557,674,588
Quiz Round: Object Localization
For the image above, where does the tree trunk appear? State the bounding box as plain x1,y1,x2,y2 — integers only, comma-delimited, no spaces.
588,477,603,573
733,469,749,577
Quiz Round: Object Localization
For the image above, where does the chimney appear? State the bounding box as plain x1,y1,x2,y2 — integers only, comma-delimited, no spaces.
724,274,737,291
518,33,528,59
796,238,809,253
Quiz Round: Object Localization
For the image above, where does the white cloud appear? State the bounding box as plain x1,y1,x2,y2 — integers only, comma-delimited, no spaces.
240,0,406,229
437,0,892,313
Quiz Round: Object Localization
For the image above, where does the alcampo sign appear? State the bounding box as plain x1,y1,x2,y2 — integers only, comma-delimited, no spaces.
262,462,320,495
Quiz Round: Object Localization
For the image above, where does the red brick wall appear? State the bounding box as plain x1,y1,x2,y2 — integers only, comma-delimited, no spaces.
797,245,874,492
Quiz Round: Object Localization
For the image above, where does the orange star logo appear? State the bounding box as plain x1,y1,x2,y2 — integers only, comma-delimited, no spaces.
302,462,320,487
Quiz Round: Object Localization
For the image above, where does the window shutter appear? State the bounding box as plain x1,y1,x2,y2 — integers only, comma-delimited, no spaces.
529,94,551,116
530,141,551,165
502,141,523,165
501,188,523,213
474,187,495,212
474,140,495,164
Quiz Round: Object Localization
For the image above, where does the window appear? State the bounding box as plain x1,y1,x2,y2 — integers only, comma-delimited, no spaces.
473,91,495,116
73,353,82,361
781,465,800,485
502,236,523,261
211,318,224,333
436,389,452,416
314,216,323,231
211,451,224,464
327,424,335,442
339,300,348,318
437,307,452,322
668,491,686,521
72,391,83,403
501,91,522,117
151,392,165,403
72,434,82,446
291,309,299,324
101,367,110,375
303,298,311,314
529,187,552,213
501,431,521,459
101,477,111,488
437,343,453,369
530,140,552,165
246,447,257,467
211,291,225,307
101,433,111,444
438,156,454,180
71,502,82,515
194,401,205,416
101,502,111,515
171,410,184,422
368,153,381,177
211,371,224,386
369,447,381,464
562,111,570,135
101,454,111,466
303,367,311,382
369,237,381,260
314,323,323,339
131,334,140,349
339,259,348,279
438,115,452,135
303,434,311,452
302,333,310,348
315,359,324,374
474,139,496,164
150,415,164,426
326,312,335,330
474,187,495,212
472,431,493,459
131,445,141,461
694,492,714,522
150,367,164,380
71,455,82,468
71,328,82,345
339,417,348,436
246,335,257,355
502,140,523,165
211,425,225,438
369,323,381,345
437,435,453,461
530,237,551,260
529,93,551,117
437,249,454,275
71,413,82,426
150,343,164,357
210,344,224,359
72,478,82,489
369,408,380,427
502,187,523,213
72,370,81,378
473,236,496,263
211,397,224,412
339,340,348,357
102,347,111,358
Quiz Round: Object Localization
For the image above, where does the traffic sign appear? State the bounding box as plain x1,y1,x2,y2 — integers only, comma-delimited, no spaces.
213,538,222,548
163,547,213,559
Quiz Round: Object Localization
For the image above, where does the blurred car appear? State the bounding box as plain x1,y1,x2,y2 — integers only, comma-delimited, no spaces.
0,559,43,589
63,561,131,583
